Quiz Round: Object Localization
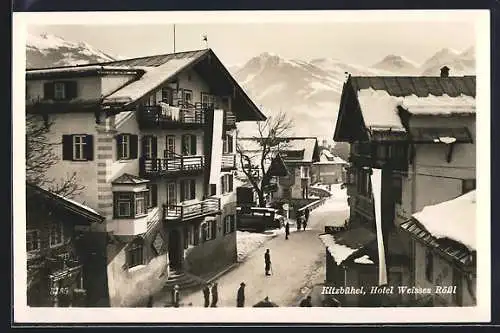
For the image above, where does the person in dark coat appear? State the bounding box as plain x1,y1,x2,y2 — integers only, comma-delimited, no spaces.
299,295,312,307
237,282,246,307
285,221,290,240
210,282,218,307
172,285,180,308
264,249,271,276
304,208,310,223
202,283,211,308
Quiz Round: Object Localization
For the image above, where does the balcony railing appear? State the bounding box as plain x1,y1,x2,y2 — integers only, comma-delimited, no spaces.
162,197,221,221
140,154,204,176
221,153,236,170
138,102,236,128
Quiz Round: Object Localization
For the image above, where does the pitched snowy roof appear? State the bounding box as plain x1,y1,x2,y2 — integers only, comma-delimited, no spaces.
26,183,104,224
112,173,150,185
238,137,319,163
319,226,376,265
411,190,476,251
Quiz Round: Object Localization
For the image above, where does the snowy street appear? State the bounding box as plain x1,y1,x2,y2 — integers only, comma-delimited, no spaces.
179,188,349,307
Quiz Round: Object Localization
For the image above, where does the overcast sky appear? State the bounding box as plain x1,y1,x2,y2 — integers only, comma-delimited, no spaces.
27,21,475,67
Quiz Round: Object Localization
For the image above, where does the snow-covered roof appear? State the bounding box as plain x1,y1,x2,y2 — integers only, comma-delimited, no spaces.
353,254,375,265
317,152,347,165
26,65,141,75
319,226,376,265
412,190,476,251
103,57,199,104
238,137,318,164
319,234,359,265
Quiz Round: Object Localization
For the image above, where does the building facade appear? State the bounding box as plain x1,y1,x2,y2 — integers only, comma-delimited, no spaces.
329,69,476,306
311,149,348,185
26,183,108,307
26,49,266,306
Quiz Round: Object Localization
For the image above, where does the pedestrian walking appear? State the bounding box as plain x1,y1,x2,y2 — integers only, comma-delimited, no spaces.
285,221,290,240
299,295,312,307
202,283,210,308
210,282,218,307
303,215,308,230
304,208,310,223
172,285,180,308
264,249,271,276
237,282,246,307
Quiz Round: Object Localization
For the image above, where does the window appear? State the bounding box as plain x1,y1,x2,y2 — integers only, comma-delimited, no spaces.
181,134,197,155
49,223,64,248
126,241,143,268
117,134,138,160
142,136,157,159
462,179,476,194
62,134,93,161
206,221,214,240
135,192,147,216
114,191,148,218
180,179,196,201
26,230,40,252
283,188,291,199
393,176,402,204
425,249,434,283
183,89,193,104
224,215,236,234
147,183,158,208
54,82,66,100
201,92,215,108
204,219,217,241
187,225,195,246
300,166,310,179
221,174,234,194
357,168,371,197
43,81,77,101
223,134,234,153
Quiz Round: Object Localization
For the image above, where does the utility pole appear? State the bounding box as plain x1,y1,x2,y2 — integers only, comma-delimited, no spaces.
173,24,176,53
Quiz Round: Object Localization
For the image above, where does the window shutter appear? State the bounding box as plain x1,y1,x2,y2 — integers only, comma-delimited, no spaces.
231,215,236,232
43,82,54,100
190,135,197,155
211,221,217,240
152,136,158,158
141,136,148,158
223,217,227,234
229,174,233,192
194,225,199,245
228,135,233,153
65,81,78,100
62,135,73,161
180,180,185,201
130,135,138,159
84,135,94,161
116,135,123,159
151,184,158,207
190,180,196,200
220,176,225,194
181,135,187,155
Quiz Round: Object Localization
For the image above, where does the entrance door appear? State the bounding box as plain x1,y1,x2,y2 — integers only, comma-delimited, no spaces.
165,136,176,159
168,229,182,270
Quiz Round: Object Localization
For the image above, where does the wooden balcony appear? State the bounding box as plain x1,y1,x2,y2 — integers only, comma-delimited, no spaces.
138,102,237,129
140,155,204,178
221,154,236,170
162,197,221,222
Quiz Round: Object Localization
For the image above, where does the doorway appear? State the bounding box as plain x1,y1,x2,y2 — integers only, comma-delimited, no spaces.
168,229,183,270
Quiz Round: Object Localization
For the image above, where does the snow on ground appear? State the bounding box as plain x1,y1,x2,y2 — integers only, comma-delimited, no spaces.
413,190,476,251
313,184,349,214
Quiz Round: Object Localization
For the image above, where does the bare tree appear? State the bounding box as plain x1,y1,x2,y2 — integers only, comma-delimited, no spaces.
26,114,84,197
236,111,293,207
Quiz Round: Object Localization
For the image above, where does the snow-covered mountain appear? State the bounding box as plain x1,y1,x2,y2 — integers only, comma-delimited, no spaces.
26,33,118,69
371,54,420,74
420,47,475,76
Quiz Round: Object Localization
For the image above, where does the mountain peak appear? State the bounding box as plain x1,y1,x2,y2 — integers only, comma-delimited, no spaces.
371,54,419,73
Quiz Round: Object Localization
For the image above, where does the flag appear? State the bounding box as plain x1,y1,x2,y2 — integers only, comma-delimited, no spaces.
371,168,387,285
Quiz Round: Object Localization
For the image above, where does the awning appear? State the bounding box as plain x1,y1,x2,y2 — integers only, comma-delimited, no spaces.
400,218,475,268
409,127,473,144
319,226,376,266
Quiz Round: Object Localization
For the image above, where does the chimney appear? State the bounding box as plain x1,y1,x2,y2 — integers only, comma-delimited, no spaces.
440,66,450,78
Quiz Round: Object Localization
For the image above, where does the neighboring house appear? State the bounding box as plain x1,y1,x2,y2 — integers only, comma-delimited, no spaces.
25,48,266,306
329,67,476,306
311,149,348,185
26,183,107,307
400,191,476,306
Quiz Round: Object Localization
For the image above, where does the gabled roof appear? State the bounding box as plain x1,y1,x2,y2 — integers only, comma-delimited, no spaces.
334,75,476,143
26,183,104,224
112,173,149,185
267,153,289,177
238,137,320,164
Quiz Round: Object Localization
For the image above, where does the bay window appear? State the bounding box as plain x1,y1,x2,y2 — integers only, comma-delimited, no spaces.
114,191,148,219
